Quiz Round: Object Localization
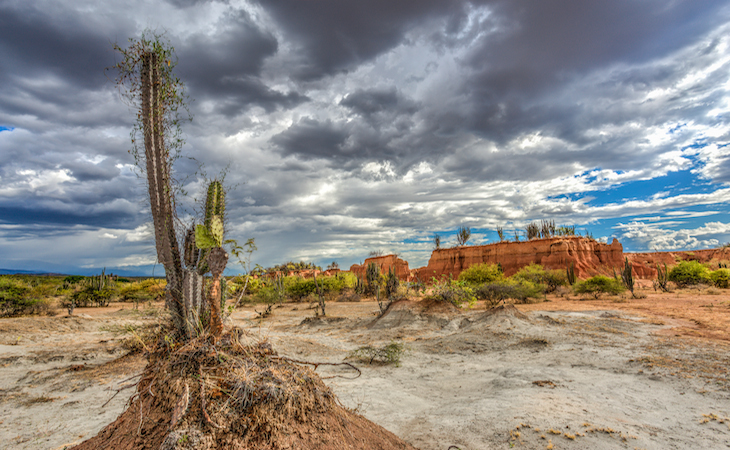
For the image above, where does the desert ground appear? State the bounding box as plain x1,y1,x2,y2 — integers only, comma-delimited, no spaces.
1,287,729,450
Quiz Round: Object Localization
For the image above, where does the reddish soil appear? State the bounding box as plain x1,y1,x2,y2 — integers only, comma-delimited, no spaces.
517,288,730,342
70,330,417,450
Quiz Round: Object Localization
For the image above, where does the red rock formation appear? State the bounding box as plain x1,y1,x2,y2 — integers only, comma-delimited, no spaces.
626,248,730,279
349,255,413,280
414,236,624,280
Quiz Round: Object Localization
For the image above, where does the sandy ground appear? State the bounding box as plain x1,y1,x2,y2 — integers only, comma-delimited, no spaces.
1,289,729,449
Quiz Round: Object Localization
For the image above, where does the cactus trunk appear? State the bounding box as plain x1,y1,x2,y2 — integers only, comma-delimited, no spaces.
207,246,228,337
141,51,185,334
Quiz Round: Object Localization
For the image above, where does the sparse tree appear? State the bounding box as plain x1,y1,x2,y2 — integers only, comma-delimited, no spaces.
496,227,505,242
456,226,471,246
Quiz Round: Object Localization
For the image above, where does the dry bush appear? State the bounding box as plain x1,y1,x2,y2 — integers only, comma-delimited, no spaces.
335,288,361,302
553,286,572,298
348,342,406,367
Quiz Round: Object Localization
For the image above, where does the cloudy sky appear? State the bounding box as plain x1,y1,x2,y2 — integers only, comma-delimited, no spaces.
1,0,730,276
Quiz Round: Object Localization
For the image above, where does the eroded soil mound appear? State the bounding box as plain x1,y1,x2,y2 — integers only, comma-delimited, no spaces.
466,304,533,332
71,328,417,450
368,299,462,330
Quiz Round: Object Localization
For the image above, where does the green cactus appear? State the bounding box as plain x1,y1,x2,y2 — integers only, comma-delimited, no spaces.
621,257,634,296
655,263,669,292
205,180,225,229
385,267,399,300
366,263,380,296
566,261,576,285
193,180,229,338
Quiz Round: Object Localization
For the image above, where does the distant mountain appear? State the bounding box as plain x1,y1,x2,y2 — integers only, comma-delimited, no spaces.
0,268,69,276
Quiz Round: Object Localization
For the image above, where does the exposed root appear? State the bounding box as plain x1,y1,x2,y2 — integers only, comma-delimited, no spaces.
71,327,416,450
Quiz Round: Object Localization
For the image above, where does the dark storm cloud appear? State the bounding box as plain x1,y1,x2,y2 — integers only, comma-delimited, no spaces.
340,88,418,120
64,159,121,182
271,88,424,168
0,3,126,89
177,10,307,115
271,118,349,160
256,0,466,81
0,204,137,228
457,0,729,143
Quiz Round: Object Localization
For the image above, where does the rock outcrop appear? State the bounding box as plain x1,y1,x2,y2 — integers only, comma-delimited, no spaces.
349,255,413,280
626,248,730,279
414,236,624,280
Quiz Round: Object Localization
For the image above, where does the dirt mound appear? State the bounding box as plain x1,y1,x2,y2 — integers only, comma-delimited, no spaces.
368,299,462,330
467,304,533,332
70,329,416,450
416,298,461,314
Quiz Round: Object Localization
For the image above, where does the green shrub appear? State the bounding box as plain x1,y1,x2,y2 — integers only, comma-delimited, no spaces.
70,286,116,307
458,263,503,285
475,278,543,307
285,275,347,301
668,261,711,287
118,278,166,304
709,269,730,288
425,280,476,308
513,263,567,293
253,286,281,304
63,275,86,285
0,276,53,317
573,275,625,299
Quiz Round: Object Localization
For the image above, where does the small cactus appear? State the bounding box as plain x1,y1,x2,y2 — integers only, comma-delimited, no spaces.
566,262,576,285
655,263,669,292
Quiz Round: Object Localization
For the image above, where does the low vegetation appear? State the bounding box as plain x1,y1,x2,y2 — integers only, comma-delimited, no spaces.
4,257,730,319
668,261,712,287
348,341,407,366
458,262,503,285
424,278,477,308
0,276,56,317
573,275,625,299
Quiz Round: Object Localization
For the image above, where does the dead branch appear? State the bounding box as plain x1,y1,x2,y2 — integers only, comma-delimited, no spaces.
271,356,361,380
102,373,143,408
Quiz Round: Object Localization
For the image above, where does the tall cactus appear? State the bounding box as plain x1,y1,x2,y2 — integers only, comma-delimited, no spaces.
566,261,576,285
140,50,185,333
621,257,634,297
655,263,669,292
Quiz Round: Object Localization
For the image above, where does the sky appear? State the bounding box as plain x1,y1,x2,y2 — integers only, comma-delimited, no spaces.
1,0,730,276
